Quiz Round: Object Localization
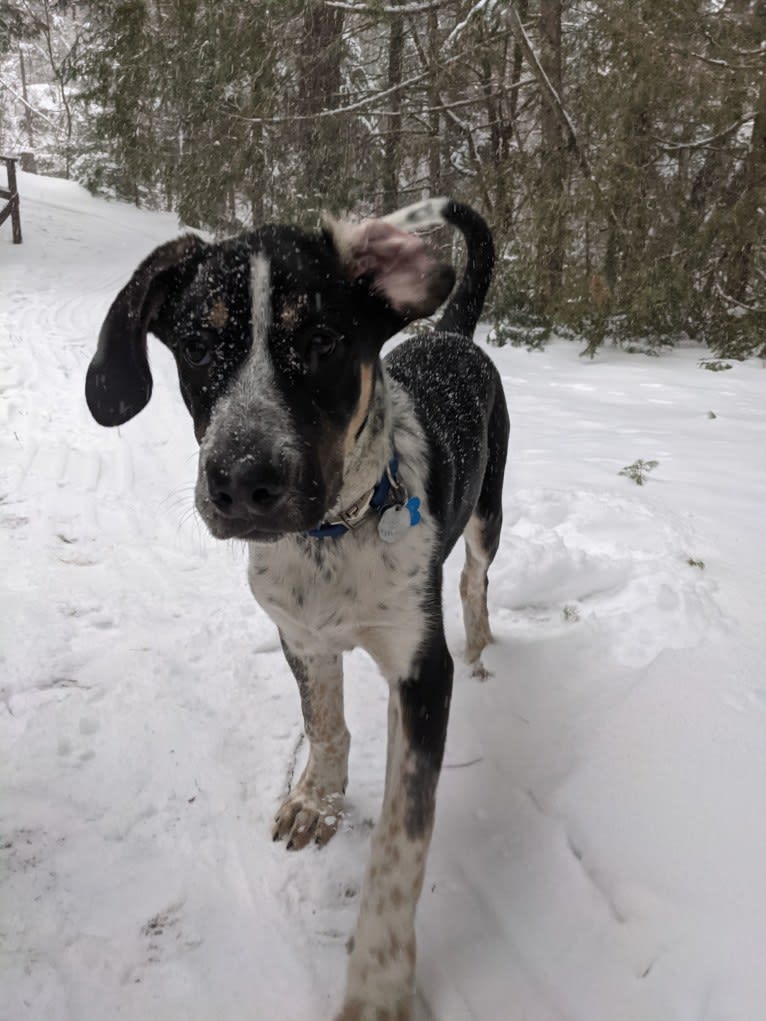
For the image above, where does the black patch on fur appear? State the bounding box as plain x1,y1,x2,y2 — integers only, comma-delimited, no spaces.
386,334,509,558
280,633,313,731
399,604,453,839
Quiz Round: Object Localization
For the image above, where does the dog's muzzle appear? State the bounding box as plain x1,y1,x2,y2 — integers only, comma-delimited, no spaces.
195,443,301,540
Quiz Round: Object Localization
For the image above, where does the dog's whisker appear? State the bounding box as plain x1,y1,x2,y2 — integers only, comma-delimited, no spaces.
158,484,197,513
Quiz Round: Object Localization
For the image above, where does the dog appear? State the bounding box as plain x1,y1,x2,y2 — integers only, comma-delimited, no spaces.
85,197,509,1020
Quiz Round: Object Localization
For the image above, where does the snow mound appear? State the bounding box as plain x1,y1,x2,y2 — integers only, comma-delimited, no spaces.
494,488,722,667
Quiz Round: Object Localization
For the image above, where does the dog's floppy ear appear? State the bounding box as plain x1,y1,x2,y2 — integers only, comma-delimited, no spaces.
85,234,207,427
325,215,455,323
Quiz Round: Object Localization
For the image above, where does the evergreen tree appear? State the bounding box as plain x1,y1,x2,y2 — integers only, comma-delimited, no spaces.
4,0,762,356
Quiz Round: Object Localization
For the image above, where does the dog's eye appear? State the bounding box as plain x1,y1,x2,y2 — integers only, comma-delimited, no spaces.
309,329,338,360
183,339,211,368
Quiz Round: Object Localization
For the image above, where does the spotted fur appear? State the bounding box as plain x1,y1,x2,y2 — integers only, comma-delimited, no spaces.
85,198,508,1020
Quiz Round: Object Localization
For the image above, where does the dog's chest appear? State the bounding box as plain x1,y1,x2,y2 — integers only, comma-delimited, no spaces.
247,521,433,655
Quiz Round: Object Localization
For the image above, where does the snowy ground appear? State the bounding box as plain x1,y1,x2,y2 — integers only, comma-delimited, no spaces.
2,173,766,1021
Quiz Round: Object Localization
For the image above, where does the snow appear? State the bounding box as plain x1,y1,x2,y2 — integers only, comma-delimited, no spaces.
2,171,766,1021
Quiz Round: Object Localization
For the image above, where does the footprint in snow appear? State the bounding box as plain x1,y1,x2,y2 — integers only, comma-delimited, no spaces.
127,901,203,978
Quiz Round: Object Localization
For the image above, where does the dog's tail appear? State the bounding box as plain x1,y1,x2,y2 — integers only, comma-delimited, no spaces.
382,197,494,337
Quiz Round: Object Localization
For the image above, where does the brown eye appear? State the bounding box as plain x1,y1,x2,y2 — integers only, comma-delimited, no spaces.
310,329,338,360
183,339,211,367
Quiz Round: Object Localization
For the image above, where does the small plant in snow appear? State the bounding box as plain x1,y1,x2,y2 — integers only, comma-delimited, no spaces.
488,311,552,351
562,604,580,622
619,459,659,486
707,410,717,419
686,557,705,570
699,360,732,372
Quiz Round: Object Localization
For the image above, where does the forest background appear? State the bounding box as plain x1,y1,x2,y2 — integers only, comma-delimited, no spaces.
1,0,764,357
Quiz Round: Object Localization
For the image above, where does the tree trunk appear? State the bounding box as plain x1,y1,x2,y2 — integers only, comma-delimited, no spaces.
536,0,565,311
298,1,346,214
724,17,766,300
382,7,404,210
18,46,35,148
427,6,441,195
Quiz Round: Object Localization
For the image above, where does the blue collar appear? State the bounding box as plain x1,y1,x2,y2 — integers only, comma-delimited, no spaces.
307,456,401,539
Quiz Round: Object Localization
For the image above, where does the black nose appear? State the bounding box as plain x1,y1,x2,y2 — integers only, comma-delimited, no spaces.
206,460,284,517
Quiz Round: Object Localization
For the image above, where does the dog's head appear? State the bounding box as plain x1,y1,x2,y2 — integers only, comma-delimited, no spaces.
85,217,454,540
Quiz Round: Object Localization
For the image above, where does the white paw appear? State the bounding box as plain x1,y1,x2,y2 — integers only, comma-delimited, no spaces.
470,657,491,680
335,998,411,1021
271,788,342,850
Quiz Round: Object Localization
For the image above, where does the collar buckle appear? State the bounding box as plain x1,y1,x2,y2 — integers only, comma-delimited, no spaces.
307,453,410,540
337,485,376,530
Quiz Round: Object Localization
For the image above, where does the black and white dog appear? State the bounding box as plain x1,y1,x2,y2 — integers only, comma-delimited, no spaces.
85,198,508,1020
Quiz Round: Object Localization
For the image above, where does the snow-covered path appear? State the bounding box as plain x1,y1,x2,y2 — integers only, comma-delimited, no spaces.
2,173,765,1021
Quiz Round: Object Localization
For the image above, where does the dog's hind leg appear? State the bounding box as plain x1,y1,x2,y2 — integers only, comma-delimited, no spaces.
460,391,509,678
460,515,495,674
272,637,350,850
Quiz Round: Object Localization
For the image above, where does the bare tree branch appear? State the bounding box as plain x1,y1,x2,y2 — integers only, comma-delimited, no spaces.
714,280,765,314
0,75,65,134
225,67,434,124
732,44,766,57
669,44,764,72
654,113,756,151
507,3,591,179
444,0,495,49
326,1,443,12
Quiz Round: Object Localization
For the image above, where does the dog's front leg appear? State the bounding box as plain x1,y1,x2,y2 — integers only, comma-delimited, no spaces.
339,625,453,1021
273,635,350,850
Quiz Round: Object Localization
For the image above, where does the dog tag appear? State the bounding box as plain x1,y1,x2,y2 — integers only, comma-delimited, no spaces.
378,504,411,543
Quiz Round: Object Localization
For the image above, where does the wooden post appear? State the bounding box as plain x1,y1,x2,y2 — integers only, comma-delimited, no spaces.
0,156,22,244
7,158,21,246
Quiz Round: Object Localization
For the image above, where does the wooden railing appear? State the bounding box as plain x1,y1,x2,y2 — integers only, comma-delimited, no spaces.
0,156,22,244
